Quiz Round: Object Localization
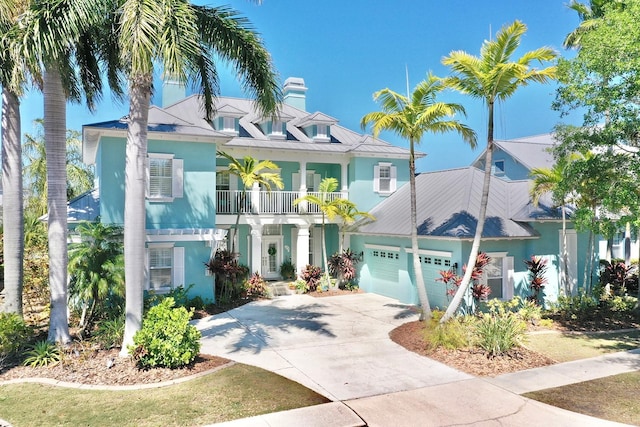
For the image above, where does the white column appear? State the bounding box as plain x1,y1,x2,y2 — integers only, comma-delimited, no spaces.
250,182,260,213
296,224,310,277
340,161,349,196
298,161,308,213
251,224,263,274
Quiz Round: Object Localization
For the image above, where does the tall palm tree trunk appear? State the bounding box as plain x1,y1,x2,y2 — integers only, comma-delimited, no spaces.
45,70,71,343
441,102,495,323
1,87,23,315
409,138,431,321
120,75,151,355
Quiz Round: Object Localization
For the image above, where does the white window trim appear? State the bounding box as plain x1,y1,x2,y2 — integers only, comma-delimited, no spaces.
313,124,330,142
373,162,397,195
147,153,183,202
146,243,185,292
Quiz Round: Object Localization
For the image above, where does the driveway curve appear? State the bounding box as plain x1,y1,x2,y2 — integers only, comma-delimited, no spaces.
194,293,471,401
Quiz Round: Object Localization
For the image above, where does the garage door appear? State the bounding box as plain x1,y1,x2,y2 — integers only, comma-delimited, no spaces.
366,248,401,300
418,253,451,310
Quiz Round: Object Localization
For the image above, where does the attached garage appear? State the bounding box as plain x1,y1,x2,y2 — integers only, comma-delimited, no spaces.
416,250,452,310
364,245,403,301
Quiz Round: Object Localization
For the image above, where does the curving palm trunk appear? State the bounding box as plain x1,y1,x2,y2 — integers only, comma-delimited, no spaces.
441,102,494,322
44,70,71,343
120,75,152,355
409,138,431,321
1,87,24,315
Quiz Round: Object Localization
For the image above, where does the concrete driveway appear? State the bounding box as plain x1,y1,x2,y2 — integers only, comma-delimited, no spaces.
194,293,471,401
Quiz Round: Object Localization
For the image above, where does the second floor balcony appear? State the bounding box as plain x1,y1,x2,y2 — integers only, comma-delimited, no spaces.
216,190,345,215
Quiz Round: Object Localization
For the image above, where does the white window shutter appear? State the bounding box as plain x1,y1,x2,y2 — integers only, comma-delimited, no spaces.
172,159,184,198
373,165,380,192
173,246,185,288
144,248,150,290
292,173,300,190
504,256,514,300
313,173,321,192
145,157,150,198
390,166,397,192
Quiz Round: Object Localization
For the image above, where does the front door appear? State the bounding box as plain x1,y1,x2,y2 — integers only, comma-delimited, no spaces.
261,237,282,279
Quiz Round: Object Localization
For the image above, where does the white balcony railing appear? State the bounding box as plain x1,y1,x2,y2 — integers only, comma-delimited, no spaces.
216,190,344,215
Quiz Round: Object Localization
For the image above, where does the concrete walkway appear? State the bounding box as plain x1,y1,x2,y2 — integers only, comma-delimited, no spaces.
195,293,640,426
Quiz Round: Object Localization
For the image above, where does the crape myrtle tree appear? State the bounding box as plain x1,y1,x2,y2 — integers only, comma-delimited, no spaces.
440,21,557,323
117,0,281,354
361,73,476,321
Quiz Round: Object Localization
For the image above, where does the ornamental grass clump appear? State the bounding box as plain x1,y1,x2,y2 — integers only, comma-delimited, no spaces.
475,301,526,357
424,310,476,350
130,297,201,369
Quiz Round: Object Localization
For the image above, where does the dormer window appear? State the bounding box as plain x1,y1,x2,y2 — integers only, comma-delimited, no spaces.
222,117,236,133
270,120,285,139
316,124,328,140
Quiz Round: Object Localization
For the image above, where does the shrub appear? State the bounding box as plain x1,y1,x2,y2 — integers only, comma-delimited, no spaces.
475,313,526,357
424,311,476,350
187,296,205,311
22,340,61,367
130,298,201,369
0,313,33,361
205,250,249,303
93,316,125,349
604,295,637,313
244,272,269,298
328,249,361,288
301,265,322,292
279,259,296,280
437,252,491,313
293,278,309,293
550,293,598,320
516,298,542,325
524,255,548,304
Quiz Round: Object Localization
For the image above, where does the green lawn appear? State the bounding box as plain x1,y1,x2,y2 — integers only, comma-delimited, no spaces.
0,364,329,427
526,329,640,362
524,371,640,426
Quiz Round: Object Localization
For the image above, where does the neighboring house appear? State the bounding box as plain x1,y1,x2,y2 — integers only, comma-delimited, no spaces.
350,135,594,308
80,77,417,301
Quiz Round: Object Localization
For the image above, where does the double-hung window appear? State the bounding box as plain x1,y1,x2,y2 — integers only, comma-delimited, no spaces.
374,162,397,194
147,153,183,201
147,244,184,292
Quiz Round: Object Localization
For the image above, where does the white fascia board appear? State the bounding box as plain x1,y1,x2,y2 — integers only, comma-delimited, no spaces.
364,243,401,252
404,248,453,258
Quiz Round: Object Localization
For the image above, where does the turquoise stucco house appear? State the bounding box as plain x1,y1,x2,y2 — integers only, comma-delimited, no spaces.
76,77,417,302
350,134,592,308
75,77,594,308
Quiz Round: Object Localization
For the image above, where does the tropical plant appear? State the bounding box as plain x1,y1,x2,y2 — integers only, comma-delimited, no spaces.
93,316,125,349
334,203,375,252
524,256,548,304
328,249,361,289
475,310,526,357
300,264,322,292
437,252,491,312
243,272,269,298
361,73,477,321
279,259,296,280
68,222,125,336
295,177,360,288
130,297,201,369
205,249,250,303
22,340,61,367
530,153,579,296
440,20,557,323
22,122,95,216
216,151,283,254
118,1,281,354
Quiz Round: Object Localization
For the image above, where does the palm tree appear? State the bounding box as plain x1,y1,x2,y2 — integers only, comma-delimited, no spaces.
68,222,124,336
18,0,109,343
0,0,25,316
361,73,476,321
294,177,353,282
530,153,579,296
440,20,557,322
118,1,280,353
216,151,284,254
335,203,375,252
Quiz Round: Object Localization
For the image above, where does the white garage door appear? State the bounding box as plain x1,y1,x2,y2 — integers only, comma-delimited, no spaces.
418,254,451,310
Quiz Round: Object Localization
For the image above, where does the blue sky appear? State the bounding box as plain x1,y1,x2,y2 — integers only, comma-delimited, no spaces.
18,0,583,172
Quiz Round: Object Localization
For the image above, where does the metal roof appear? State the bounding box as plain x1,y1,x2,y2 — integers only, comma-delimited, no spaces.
356,167,556,239
471,133,557,172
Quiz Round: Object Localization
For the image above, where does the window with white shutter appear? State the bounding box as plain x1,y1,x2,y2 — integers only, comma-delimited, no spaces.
374,162,397,195
147,244,185,291
147,153,183,201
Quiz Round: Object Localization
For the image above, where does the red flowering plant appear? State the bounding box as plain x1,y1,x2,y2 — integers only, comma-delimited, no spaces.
436,252,492,312
523,255,548,305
